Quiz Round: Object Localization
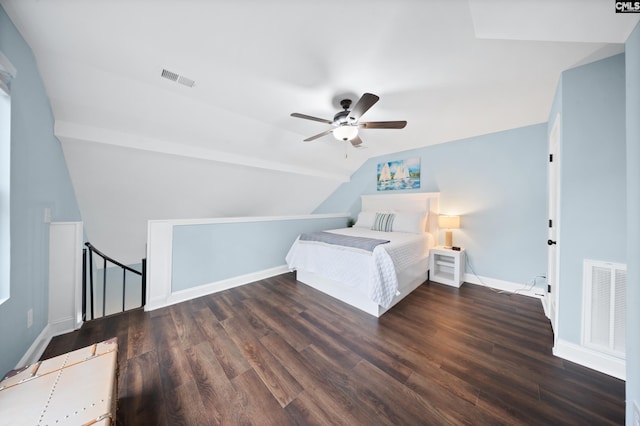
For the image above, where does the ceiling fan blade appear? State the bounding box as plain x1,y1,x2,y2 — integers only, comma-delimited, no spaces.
304,128,334,142
350,135,363,147
360,121,407,129
348,93,379,121
291,113,333,124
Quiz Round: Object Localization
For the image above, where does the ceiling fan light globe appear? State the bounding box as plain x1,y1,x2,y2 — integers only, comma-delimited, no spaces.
333,125,358,141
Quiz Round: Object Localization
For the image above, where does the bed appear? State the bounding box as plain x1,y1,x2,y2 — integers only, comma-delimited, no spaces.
286,192,439,317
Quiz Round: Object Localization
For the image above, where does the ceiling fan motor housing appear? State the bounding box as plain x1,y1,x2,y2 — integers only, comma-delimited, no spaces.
333,110,350,125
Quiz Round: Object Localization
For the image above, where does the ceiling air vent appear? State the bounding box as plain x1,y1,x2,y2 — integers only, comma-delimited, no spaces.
161,68,195,88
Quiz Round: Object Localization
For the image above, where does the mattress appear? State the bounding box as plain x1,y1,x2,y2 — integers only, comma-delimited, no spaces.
286,227,434,308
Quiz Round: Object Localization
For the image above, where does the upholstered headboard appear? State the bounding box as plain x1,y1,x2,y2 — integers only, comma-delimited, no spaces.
360,192,440,238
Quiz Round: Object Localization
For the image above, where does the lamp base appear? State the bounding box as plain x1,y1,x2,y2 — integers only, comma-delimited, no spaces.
445,230,453,248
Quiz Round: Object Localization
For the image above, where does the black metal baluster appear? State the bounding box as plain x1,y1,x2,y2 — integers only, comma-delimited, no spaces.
102,257,107,317
122,269,126,312
82,248,87,322
88,248,95,320
141,258,147,306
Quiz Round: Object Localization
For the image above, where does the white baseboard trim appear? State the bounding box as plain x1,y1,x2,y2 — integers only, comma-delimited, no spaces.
553,338,626,380
145,265,290,311
540,296,550,318
48,317,76,337
463,273,546,299
16,324,54,369
15,317,83,370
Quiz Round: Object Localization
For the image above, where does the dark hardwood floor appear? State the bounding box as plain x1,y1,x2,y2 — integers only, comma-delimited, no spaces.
42,273,625,425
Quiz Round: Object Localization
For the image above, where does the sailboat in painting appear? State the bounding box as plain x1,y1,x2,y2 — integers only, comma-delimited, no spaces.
393,164,409,180
377,158,421,191
378,163,392,182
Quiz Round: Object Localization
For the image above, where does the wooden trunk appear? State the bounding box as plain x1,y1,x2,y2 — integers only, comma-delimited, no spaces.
0,338,118,425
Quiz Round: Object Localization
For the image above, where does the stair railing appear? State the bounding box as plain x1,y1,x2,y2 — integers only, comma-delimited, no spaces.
82,242,146,320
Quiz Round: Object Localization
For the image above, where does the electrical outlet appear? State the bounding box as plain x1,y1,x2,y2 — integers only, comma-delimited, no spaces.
27,308,33,328
633,401,640,426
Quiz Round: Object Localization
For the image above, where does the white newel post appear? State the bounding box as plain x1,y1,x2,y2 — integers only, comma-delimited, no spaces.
48,221,84,333
145,220,174,310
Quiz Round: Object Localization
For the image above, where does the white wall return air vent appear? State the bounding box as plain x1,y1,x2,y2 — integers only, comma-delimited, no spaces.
582,259,626,358
160,69,195,88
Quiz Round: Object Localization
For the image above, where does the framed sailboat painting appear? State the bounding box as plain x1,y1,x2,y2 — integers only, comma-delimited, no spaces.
376,157,421,191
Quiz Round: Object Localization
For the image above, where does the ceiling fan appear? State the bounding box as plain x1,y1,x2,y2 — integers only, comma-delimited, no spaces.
291,93,407,147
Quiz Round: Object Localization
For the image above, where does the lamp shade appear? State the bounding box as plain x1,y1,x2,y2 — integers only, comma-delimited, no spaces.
333,125,358,141
438,215,460,229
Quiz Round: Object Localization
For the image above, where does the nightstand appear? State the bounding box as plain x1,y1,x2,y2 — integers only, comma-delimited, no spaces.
430,246,465,287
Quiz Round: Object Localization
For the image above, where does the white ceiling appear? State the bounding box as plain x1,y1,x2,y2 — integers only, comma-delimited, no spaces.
2,0,638,263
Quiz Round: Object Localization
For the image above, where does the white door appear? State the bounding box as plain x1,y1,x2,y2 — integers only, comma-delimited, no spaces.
547,115,560,336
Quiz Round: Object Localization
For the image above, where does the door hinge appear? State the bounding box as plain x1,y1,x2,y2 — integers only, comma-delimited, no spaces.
548,284,551,292
548,219,552,228
549,154,553,162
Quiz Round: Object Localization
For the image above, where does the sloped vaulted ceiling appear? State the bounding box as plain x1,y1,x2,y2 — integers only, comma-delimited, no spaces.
2,0,638,263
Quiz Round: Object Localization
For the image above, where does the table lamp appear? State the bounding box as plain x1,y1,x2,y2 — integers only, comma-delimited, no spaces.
438,215,460,248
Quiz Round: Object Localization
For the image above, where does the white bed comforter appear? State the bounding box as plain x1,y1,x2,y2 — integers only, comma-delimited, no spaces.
285,227,434,308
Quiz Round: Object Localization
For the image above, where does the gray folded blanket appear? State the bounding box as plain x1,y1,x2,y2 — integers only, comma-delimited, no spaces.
298,231,390,252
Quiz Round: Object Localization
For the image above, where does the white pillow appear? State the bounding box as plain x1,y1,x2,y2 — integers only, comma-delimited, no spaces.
353,211,376,228
392,212,428,234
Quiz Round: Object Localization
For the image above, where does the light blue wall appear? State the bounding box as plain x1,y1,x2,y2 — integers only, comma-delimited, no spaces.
316,124,548,288
556,54,627,344
625,21,640,426
0,6,81,375
172,216,348,291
